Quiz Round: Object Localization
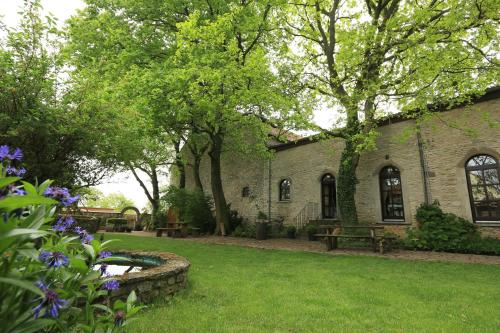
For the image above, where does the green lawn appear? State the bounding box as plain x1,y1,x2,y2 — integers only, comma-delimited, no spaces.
105,234,500,333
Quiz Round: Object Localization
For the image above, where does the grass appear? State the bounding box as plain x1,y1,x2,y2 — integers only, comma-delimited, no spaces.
104,234,500,333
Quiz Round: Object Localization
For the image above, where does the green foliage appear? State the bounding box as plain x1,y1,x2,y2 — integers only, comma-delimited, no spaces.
73,215,100,234
162,187,215,233
85,191,136,211
306,224,318,239
405,201,481,252
232,223,256,238
0,0,117,188
228,209,244,234
0,151,142,332
286,225,297,239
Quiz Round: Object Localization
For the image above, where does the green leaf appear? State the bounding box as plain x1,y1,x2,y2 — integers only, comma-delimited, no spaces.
127,290,137,304
21,181,37,196
92,304,113,314
11,319,54,333
82,243,95,259
1,228,48,239
0,195,58,211
0,277,44,297
0,177,20,189
70,257,88,273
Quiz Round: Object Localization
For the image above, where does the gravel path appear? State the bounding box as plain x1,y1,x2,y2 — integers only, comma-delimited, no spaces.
118,231,500,265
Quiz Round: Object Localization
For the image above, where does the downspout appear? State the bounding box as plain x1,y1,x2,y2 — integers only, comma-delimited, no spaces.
268,158,272,223
416,126,432,204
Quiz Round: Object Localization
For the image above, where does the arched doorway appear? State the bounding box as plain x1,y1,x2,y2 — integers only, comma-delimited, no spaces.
321,174,337,219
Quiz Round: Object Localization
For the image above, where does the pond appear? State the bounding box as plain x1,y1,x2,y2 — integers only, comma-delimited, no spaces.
94,252,165,276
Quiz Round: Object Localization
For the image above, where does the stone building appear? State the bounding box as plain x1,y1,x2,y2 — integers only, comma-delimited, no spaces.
177,88,500,237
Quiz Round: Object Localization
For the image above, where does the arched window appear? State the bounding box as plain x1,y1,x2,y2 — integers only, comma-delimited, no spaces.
242,187,250,197
379,166,405,220
465,155,500,222
279,179,291,201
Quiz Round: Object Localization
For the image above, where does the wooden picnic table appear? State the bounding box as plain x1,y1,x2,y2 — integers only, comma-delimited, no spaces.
315,224,395,254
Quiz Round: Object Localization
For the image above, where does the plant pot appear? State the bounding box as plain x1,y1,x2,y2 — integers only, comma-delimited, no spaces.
308,234,316,241
287,230,296,239
256,222,267,240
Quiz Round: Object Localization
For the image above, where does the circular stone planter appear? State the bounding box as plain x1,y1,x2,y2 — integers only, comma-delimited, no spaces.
109,251,190,303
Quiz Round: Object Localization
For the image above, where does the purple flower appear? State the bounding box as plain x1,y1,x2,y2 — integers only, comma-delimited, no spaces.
74,226,93,244
38,250,69,268
0,145,9,160
7,184,26,196
98,251,112,259
6,166,26,177
43,187,80,207
8,148,23,161
102,279,120,291
99,264,108,275
33,282,68,318
52,216,75,232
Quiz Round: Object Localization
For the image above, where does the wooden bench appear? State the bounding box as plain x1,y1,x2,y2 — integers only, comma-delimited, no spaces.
315,224,396,254
156,222,188,238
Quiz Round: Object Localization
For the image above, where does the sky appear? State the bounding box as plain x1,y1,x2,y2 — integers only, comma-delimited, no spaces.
0,0,336,209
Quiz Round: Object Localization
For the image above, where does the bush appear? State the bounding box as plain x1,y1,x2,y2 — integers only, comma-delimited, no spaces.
0,145,141,332
162,186,215,233
231,223,256,238
229,209,244,234
286,225,297,239
405,201,492,253
306,224,318,241
72,215,100,233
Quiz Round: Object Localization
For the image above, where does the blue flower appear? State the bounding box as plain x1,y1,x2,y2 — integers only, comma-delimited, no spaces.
98,251,112,259
102,279,120,291
52,216,75,232
39,250,69,268
0,145,9,160
33,281,68,318
8,147,23,161
74,227,93,244
6,166,26,177
43,187,80,207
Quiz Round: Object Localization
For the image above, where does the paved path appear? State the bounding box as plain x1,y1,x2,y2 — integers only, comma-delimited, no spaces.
116,231,500,265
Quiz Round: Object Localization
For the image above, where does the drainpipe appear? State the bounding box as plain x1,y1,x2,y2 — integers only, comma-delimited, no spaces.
268,158,272,223
416,127,432,204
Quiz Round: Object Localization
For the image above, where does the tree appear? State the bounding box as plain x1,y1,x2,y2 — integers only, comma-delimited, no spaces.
285,0,499,223
0,0,117,189
164,1,303,234
66,0,303,235
84,191,135,211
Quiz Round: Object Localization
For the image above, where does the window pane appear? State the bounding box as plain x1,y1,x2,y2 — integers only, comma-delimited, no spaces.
469,170,484,185
484,168,499,185
380,166,404,220
486,185,500,200
471,186,487,201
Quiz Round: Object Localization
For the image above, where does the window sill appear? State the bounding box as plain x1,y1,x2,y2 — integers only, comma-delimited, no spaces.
277,200,292,204
475,221,500,227
377,220,409,226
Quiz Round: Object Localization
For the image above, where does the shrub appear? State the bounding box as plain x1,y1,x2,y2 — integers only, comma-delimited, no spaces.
228,209,244,234
231,223,256,238
0,145,141,332
405,201,482,252
306,224,318,241
286,225,297,239
73,215,100,233
162,186,215,233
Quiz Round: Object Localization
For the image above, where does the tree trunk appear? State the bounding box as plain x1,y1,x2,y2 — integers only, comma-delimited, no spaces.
193,155,204,192
208,134,230,236
173,140,186,189
150,167,162,228
337,138,360,224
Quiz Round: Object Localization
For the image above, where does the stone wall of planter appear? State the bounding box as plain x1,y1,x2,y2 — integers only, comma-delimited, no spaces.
110,251,190,303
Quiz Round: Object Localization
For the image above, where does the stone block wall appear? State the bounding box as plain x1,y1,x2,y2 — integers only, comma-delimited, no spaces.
178,96,500,237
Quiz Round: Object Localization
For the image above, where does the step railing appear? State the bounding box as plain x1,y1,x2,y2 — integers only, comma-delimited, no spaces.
293,202,319,231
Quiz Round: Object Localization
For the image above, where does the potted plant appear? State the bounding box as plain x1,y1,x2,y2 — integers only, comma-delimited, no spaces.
306,224,318,241
286,225,296,239
255,211,268,240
